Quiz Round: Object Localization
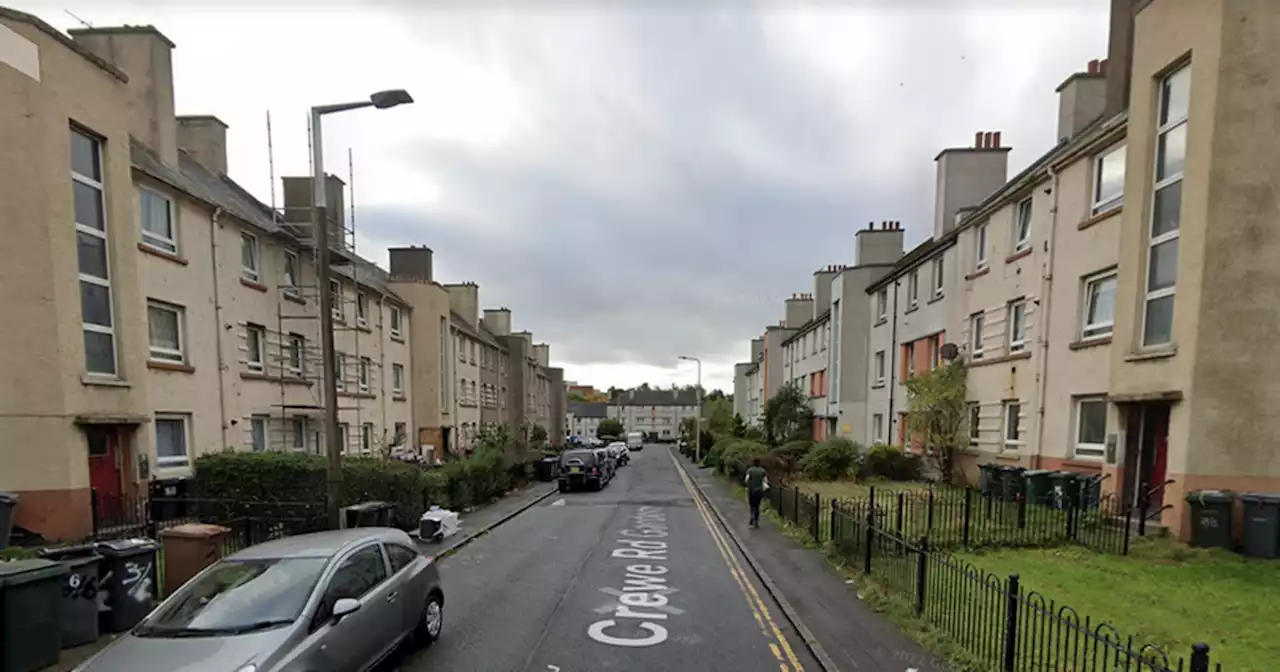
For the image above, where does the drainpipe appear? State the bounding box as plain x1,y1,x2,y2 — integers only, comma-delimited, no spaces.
208,207,229,451
1032,165,1062,468
887,277,901,442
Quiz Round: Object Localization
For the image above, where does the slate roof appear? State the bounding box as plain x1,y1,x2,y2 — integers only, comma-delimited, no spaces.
569,402,608,418
611,388,699,406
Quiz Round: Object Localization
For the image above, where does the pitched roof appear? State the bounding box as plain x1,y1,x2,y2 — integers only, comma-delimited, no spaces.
612,388,698,406
781,309,831,346
570,402,609,418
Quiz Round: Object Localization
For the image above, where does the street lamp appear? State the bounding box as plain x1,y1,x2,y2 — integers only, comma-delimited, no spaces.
312,90,414,529
678,356,702,463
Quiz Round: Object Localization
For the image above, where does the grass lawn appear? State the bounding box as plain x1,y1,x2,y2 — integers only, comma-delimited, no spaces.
793,479,933,500
957,538,1278,671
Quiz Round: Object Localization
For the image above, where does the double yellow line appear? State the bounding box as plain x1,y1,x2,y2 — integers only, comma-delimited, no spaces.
670,451,805,672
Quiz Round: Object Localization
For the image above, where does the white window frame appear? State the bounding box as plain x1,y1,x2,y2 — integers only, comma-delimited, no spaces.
1013,198,1033,253
250,415,268,452
241,232,260,282
1003,401,1022,449
359,356,371,392
1081,271,1117,341
392,363,404,395
1143,64,1189,348
908,270,919,307
904,341,915,377
329,280,344,322
147,300,185,363
390,306,403,338
361,423,373,453
1007,300,1028,353
975,222,989,270
874,350,885,385
970,313,985,360
1092,144,1126,215
291,416,308,452
1073,397,1108,460
877,289,887,320
931,257,944,297
283,250,300,296
138,185,178,254
338,423,350,454
356,291,368,326
968,402,981,444
246,324,266,371
335,352,346,391
872,413,884,443
154,413,191,468
73,129,117,377
287,334,304,375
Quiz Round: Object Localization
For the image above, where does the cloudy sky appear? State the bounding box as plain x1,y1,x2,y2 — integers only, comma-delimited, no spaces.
25,0,1109,391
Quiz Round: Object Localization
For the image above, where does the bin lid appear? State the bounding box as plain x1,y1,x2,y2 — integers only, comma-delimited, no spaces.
1184,489,1236,504
95,538,159,555
0,492,18,504
1240,492,1280,505
1048,471,1078,480
1000,466,1025,473
347,501,391,511
1023,469,1056,477
0,558,67,587
38,544,100,561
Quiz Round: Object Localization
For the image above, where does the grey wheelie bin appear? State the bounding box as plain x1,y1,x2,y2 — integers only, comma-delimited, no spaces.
38,544,103,647
94,538,159,633
0,559,66,672
1240,492,1280,559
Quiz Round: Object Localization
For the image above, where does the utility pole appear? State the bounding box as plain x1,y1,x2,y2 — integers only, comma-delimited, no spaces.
679,355,703,462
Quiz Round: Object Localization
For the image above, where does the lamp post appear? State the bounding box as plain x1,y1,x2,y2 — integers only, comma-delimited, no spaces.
678,355,702,462
313,90,414,529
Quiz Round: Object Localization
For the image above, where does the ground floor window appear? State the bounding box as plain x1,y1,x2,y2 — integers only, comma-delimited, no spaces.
155,414,191,468
1073,397,1107,459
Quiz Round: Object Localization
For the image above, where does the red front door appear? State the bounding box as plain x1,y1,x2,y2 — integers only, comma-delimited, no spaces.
87,427,122,521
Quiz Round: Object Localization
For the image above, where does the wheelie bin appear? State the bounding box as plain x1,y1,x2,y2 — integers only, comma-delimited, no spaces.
1240,492,1280,559
999,466,1027,502
0,558,66,672
1048,471,1081,510
37,544,103,648
978,463,1000,497
1022,470,1057,507
94,538,159,633
1184,490,1236,550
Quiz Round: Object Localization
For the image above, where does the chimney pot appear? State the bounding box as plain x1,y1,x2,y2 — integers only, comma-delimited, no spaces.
1088,59,1099,74
974,131,983,148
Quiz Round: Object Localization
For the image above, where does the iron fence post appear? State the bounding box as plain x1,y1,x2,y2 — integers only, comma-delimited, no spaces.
1137,488,1149,537
813,493,822,542
914,536,928,616
863,514,874,574
793,486,800,526
1122,501,1133,555
830,499,839,544
895,492,905,537
962,487,972,547
1189,643,1210,672
148,496,162,539
1002,574,1020,672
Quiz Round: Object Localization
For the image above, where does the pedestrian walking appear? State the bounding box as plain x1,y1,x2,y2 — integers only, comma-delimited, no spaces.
744,458,769,528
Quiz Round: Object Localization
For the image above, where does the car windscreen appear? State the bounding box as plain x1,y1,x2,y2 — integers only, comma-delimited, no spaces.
136,557,328,637
560,450,596,466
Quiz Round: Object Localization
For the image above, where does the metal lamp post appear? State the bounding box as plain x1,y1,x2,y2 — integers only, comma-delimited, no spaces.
313,90,414,529
678,355,702,462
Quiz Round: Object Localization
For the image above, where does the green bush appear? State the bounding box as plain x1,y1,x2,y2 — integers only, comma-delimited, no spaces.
771,439,814,475
860,443,923,481
799,437,862,481
721,439,770,477
421,469,450,508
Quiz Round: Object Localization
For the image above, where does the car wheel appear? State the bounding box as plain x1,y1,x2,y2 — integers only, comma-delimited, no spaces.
417,592,444,646
558,481,568,493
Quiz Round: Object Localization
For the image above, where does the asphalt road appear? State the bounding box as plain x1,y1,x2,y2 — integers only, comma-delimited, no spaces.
396,445,818,672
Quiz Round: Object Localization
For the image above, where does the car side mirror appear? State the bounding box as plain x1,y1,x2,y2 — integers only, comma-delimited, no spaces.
331,598,361,624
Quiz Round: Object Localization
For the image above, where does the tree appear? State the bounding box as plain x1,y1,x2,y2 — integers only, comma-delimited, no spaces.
704,397,734,436
638,382,652,391
679,417,698,442
904,361,969,484
568,390,587,403
598,418,625,440
730,413,748,438
762,382,814,447
529,424,549,446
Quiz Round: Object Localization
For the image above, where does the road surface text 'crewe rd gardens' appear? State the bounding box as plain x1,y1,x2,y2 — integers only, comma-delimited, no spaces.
587,506,682,648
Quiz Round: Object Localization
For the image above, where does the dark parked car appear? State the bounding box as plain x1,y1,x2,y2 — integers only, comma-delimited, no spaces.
559,449,607,492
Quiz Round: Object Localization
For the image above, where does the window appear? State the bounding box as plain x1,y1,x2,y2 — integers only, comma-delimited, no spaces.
904,341,916,377
1092,144,1126,215
155,414,191,468
469,341,476,364
361,423,373,453
872,414,884,443
968,403,980,443
246,325,265,371
288,334,304,374
292,417,308,452
908,270,919,307
1082,272,1117,340
338,423,349,453
1003,401,1021,447
392,363,404,395
1013,198,1033,252
386,544,419,574
283,251,300,295
250,415,268,452
147,301,184,363
240,232,260,282
928,335,941,370
1007,300,1027,353
970,313,985,360
138,187,177,253
470,380,477,403
1144,64,1189,347
390,306,403,338
1074,397,1108,459
932,258,944,297
335,353,346,391
975,222,989,270
329,280,343,321
358,357,371,392
325,546,387,604
458,336,465,362
439,317,448,406
877,290,887,320
874,350,885,385
393,422,407,447
73,129,117,376
458,378,466,403
356,292,368,325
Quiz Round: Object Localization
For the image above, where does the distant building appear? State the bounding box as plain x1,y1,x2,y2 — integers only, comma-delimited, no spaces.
609,388,699,441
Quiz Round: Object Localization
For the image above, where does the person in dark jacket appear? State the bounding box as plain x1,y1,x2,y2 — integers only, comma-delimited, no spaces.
743,458,770,527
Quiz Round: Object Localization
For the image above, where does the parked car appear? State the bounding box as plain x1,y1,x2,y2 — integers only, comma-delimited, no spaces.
74,528,444,672
593,447,617,481
607,441,630,466
626,431,645,451
559,449,606,491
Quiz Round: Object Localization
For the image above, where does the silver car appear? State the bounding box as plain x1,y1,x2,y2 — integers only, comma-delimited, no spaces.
76,528,445,672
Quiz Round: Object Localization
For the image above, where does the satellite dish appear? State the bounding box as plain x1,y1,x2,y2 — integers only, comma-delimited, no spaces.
940,343,960,361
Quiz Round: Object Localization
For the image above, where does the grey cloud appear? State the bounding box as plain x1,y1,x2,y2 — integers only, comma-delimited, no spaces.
362,3,1108,373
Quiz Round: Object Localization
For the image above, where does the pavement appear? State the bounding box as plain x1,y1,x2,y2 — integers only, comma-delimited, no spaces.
680,453,951,672
413,480,560,557
396,445,820,672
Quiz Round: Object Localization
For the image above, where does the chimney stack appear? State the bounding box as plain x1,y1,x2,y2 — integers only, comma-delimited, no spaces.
933,132,1011,239
1105,0,1140,117
1056,59,1108,141
175,115,229,175
389,246,434,283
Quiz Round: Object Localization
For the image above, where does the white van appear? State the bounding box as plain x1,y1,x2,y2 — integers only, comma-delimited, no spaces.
626,432,644,452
